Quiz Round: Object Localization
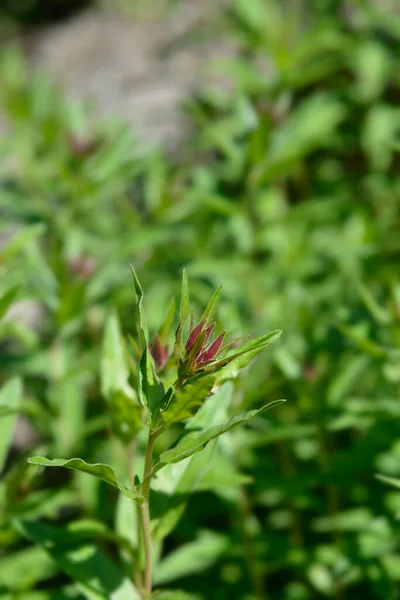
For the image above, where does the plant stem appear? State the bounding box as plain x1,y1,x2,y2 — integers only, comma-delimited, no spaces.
127,440,144,592
139,429,159,598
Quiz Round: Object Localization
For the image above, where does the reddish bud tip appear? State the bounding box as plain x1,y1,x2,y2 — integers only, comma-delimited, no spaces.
185,321,205,351
196,331,225,365
201,322,215,349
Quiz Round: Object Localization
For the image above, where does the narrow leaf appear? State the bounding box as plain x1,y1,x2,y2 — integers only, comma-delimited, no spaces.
130,264,148,349
161,374,216,426
200,285,222,327
158,400,285,465
375,474,400,489
210,330,282,383
0,286,18,319
159,297,176,345
0,378,22,470
27,457,144,504
180,269,190,324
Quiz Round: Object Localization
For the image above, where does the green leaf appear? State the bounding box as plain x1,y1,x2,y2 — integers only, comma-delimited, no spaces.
154,530,229,585
375,474,400,490
27,457,144,505
180,269,190,325
17,520,141,600
152,592,201,600
210,330,282,383
200,285,222,326
158,297,176,345
158,400,285,465
0,546,56,591
161,374,216,426
101,311,142,442
0,286,18,319
129,265,148,350
101,310,133,400
0,378,22,471
175,269,190,358
130,266,160,415
151,384,233,541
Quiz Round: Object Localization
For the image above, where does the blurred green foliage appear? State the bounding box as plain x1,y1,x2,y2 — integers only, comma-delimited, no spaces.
1,1,400,599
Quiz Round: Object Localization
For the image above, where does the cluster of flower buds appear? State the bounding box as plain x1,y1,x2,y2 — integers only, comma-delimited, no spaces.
182,318,225,374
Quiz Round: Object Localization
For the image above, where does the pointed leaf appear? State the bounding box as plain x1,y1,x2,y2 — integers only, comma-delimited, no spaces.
17,519,141,600
200,285,222,327
159,297,176,345
130,265,159,414
210,330,282,383
180,269,190,325
161,374,216,426
158,400,285,465
130,265,149,349
0,378,22,470
27,457,144,505
175,270,190,358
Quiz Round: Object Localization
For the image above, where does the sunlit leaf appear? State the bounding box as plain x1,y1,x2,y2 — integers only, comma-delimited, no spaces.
27,457,144,504
158,400,285,466
160,374,216,426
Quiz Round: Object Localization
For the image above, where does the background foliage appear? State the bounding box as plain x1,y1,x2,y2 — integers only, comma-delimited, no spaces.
1,1,400,599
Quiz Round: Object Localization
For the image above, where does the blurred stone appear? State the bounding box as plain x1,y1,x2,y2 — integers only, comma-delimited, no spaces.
27,2,233,150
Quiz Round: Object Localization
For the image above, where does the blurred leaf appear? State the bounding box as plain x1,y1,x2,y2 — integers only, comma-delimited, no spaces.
0,546,56,591
101,311,142,442
154,530,229,585
17,520,141,600
0,378,22,471
0,287,18,319
376,474,400,490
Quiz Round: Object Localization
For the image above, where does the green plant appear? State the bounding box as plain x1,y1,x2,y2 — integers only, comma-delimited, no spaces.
26,268,283,599
1,1,400,598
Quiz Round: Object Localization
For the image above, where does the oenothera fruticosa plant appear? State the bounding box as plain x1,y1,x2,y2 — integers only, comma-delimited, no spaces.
28,267,284,599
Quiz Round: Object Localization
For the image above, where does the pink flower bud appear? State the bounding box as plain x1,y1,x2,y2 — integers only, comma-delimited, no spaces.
185,321,205,351
195,331,225,365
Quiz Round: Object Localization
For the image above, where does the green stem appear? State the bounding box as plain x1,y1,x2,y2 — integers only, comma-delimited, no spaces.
127,440,143,592
139,429,159,598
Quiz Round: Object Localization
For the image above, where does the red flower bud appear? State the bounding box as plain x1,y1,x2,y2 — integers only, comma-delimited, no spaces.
201,322,215,349
185,321,205,351
195,331,225,365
